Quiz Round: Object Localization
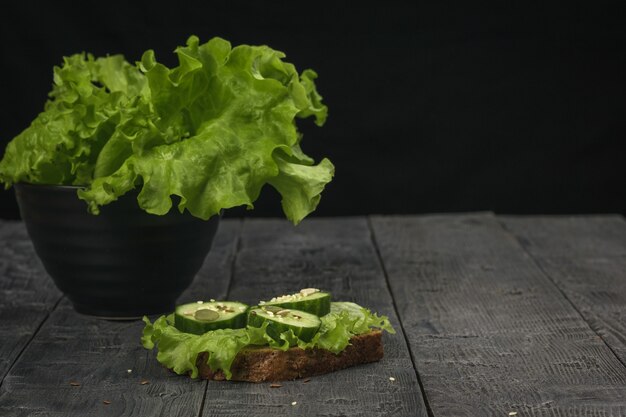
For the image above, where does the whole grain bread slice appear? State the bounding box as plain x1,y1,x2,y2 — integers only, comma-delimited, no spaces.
197,330,383,382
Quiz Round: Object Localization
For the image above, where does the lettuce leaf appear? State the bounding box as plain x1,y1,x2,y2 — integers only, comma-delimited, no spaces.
142,302,394,380
0,36,332,224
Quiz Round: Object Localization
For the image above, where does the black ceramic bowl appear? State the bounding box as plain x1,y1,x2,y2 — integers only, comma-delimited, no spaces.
14,183,219,318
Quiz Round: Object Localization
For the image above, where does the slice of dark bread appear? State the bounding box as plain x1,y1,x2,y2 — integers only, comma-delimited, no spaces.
197,330,383,382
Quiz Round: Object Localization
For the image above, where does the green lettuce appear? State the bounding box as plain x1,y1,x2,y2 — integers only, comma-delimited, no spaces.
0,36,333,224
142,302,395,380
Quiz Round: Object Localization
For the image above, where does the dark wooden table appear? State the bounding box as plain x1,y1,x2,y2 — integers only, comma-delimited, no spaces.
1,214,625,417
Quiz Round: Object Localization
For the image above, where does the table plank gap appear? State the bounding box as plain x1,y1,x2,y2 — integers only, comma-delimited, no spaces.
0,295,64,388
517,244,626,373
197,219,243,417
197,378,210,417
224,219,245,300
500,215,626,370
0,221,64,386
0,219,242,417
372,213,626,416
367,216,435,417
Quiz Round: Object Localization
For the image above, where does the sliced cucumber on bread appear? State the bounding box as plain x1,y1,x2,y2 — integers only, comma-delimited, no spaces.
260,288,331,316
247,306,321,342
174,301,248,335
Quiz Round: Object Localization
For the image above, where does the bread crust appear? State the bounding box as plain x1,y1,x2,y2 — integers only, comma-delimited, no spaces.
196,330,383,382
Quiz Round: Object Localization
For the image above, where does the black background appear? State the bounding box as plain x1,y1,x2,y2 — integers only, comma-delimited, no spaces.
1,2,625,220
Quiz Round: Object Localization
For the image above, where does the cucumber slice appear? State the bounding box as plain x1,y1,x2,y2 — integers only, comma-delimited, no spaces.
174,301,249,335
260,288,331,316
248,306,321,342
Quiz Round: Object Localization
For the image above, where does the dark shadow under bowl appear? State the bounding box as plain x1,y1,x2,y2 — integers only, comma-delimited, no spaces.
14,183,220,319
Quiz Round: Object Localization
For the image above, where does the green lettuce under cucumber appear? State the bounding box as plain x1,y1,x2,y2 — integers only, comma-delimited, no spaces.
0,36,333,224
142,302,395,380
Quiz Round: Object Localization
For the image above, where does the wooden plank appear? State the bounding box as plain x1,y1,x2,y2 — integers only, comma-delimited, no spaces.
0,219,241,417
0,221,63,383
501,215,626,365
201,218,427,417
371,213,626,417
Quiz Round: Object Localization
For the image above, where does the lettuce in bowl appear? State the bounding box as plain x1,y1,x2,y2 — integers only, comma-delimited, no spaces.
0,36,333,224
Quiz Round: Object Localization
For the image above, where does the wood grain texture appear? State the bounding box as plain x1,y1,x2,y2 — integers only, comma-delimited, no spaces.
200,218,427,417
371,213,626,417
0,219,241,417
501,215,626,365
0,221,63,384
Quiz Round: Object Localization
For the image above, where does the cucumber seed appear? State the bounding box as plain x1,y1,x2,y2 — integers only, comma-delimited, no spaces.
195,309,219,321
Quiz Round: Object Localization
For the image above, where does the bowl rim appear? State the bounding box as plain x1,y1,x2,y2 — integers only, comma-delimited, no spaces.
14,182,86,191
